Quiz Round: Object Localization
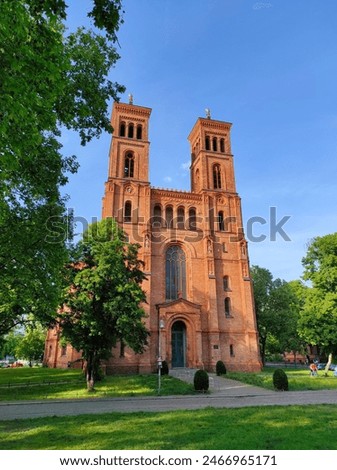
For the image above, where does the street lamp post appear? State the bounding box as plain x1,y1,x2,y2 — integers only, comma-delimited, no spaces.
157,318,165,394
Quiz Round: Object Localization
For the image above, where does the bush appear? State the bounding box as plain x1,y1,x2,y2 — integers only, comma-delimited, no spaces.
161,360,169,375
216,360,226,376
265,353,284,362
273,368,289,391
194,369,209,392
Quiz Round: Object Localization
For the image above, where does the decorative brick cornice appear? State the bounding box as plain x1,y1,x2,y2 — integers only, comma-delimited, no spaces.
114,138,150,147
113,102,152,117
151,187,202,201
199,118,232,130
188,118,232,141
118,114,148,124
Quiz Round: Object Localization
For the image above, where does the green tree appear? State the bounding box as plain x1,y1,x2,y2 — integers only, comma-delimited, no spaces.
59,218,149,391
251,265,299,365
0,330,23,360
15,325,46,365
0,1,125,335
285,280,308,362
299,233,337,364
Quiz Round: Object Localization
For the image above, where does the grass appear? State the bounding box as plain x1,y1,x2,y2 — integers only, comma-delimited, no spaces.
227,366,337,391
1,367,337,450
0,367,81,385
1,405,337,450
1,365,337,401
0,368,194,401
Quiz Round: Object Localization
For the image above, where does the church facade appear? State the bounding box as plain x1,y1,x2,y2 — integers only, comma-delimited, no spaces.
44,99,262,374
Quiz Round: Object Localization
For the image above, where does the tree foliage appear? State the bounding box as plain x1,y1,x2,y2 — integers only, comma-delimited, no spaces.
0,330,23,360
299,233,337,356
251,265,301,364
59,219,149,391
0,1,125,335
15,324,46,364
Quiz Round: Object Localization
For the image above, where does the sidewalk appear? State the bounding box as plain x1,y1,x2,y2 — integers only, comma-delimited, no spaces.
169,368,275,397
0,370,337,421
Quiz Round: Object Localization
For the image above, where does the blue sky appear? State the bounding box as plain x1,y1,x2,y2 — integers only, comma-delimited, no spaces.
63,0,337,282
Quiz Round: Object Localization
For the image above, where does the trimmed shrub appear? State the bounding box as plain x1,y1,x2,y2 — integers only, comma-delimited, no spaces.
161,360,169,375
216,360,227,376
194,369,209,392
273,368,289,391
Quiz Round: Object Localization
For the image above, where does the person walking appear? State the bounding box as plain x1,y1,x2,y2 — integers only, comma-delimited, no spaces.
309,362,318,377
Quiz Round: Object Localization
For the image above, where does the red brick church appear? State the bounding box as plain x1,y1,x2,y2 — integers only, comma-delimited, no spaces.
44,98,262,373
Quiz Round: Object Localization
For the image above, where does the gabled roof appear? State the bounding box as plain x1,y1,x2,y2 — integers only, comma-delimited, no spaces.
156,297,201,311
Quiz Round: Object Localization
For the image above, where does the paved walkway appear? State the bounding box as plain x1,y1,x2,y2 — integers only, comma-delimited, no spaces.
0,369,337,421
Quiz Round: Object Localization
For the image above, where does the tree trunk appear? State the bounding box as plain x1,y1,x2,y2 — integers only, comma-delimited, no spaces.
324,353,332,377
86,353,95,392
260,336,266,366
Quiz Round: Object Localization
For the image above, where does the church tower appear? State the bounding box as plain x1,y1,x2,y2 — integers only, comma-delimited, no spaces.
189,110,235,194
102,96,152,243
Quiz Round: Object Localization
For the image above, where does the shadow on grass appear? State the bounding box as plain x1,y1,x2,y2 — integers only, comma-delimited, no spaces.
1,405,337,450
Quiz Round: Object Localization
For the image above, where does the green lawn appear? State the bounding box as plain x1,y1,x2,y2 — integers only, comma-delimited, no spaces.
227,366,337,391
1,405,337,450
1,366,337,402
0,367,81,385
0,368,194,401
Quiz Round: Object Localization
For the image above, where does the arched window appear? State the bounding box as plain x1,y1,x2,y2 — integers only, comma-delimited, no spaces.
166,246,186,300
223,276,229,291
212,137,217,152
205,136,210,150
124,201,132,222
166,206,173,228
220,138,225,153
153,205,162,227
230,344,234,356
124,152,134,178
177,207,185,229
218,211,224,231
120,121,126,137
188,208,197,231
128,123,134,138
224,297,231,317
136,124,142,140
213,164,221,189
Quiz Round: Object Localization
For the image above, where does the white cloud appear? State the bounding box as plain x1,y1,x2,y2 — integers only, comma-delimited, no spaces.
180,161,190,171
163,176,172,182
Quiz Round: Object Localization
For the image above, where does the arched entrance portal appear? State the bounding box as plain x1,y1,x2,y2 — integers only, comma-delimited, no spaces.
171,321,186,368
